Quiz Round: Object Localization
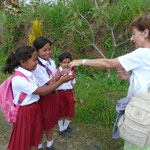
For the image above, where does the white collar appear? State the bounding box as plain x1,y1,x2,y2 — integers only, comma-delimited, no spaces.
15,66,32,77
38,57,47,65
38,57,53,66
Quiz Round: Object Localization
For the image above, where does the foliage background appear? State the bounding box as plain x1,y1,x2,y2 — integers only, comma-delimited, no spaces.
0,0,149,126
0,0,149,148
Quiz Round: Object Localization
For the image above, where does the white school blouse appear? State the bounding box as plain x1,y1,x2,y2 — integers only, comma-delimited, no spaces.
12,67,39,106
57,66,76,90
34,57,57,87
118,48,150,96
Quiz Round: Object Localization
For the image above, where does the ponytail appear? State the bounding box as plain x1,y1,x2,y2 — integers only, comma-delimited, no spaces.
2,45,35,74
2,52,18,74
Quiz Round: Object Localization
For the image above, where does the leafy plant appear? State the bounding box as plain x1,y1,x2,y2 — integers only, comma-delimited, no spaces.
28,19,42,46
52,46,61,67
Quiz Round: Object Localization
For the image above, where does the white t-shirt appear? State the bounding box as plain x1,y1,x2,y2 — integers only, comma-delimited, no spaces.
57,66,76,90
34,57,57,87
118,48,150,96
12,67,39,106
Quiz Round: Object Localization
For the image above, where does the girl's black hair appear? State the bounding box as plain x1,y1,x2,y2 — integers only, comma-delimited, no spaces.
58,52,72,63
2,45,35,74
33,36,52,51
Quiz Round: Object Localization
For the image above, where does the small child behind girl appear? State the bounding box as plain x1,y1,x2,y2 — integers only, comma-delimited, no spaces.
2,45,74,150
57,52,82,139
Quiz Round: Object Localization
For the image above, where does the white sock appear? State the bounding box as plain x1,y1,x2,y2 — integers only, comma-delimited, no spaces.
47,140,53,147
38,143,43,149
58,120,64,132
64,119,71,130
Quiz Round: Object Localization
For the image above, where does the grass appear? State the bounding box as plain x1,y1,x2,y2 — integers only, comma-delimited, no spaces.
74,69,129,127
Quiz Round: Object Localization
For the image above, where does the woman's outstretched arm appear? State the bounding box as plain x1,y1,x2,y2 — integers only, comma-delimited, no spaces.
70,58,123,69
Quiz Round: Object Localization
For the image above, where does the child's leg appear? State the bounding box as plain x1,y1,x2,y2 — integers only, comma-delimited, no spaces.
46,129,53,142
64,117,72,130
58,118,64,132
58,118,68,139
64,117,74,132
38,134,43,149
45,129,56,149
30,146,38,150
64,90,75,132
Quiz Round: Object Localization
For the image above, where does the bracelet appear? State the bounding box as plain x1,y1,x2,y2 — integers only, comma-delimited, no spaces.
82,59,86,65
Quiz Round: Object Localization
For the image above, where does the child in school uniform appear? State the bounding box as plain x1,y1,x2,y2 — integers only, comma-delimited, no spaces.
33,37,70,150
57,52,82,139
2,45,74,150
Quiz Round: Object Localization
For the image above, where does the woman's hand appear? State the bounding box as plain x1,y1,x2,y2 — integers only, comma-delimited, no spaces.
70,60,83,68
117,69,130,81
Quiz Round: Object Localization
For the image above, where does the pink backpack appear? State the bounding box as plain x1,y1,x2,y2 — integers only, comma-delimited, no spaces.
0,71,28,123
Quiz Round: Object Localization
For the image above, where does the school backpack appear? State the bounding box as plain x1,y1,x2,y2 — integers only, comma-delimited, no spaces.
118,92,150,148
0,71,28,123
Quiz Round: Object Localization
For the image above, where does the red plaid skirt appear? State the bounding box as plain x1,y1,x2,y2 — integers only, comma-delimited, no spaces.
57,90,75,118
39,92,59,131
8,102,42,150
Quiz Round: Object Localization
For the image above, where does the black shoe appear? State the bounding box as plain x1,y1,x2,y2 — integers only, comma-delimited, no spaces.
59,130,68,139
93,144,100,150
38,148,43,150
65,126,74,133
46,145,55,150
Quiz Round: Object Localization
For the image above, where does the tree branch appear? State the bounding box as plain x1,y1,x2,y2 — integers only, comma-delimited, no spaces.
112,5,126,30
75,29,91,43
77,11,95,44
91,44,106,58
116,38,130,47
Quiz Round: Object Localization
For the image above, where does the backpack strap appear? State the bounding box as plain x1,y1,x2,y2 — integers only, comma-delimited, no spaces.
56,68,60,74
13,71,29,106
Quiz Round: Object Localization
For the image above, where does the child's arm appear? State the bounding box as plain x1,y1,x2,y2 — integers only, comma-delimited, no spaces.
54,68,70,81
74,99,84,103
73,87,84,104
34,74,75,96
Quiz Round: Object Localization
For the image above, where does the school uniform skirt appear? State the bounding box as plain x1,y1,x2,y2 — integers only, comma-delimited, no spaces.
57,90,75,118
8,102,42,150
39,92,59,131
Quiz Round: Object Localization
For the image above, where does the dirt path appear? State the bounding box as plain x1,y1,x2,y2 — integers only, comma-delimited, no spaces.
0,110,123,150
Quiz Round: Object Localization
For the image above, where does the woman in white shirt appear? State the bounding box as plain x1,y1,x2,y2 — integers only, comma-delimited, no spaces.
70,15,150,150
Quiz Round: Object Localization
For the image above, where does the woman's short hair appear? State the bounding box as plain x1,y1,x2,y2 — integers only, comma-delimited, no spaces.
130,15,150,39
